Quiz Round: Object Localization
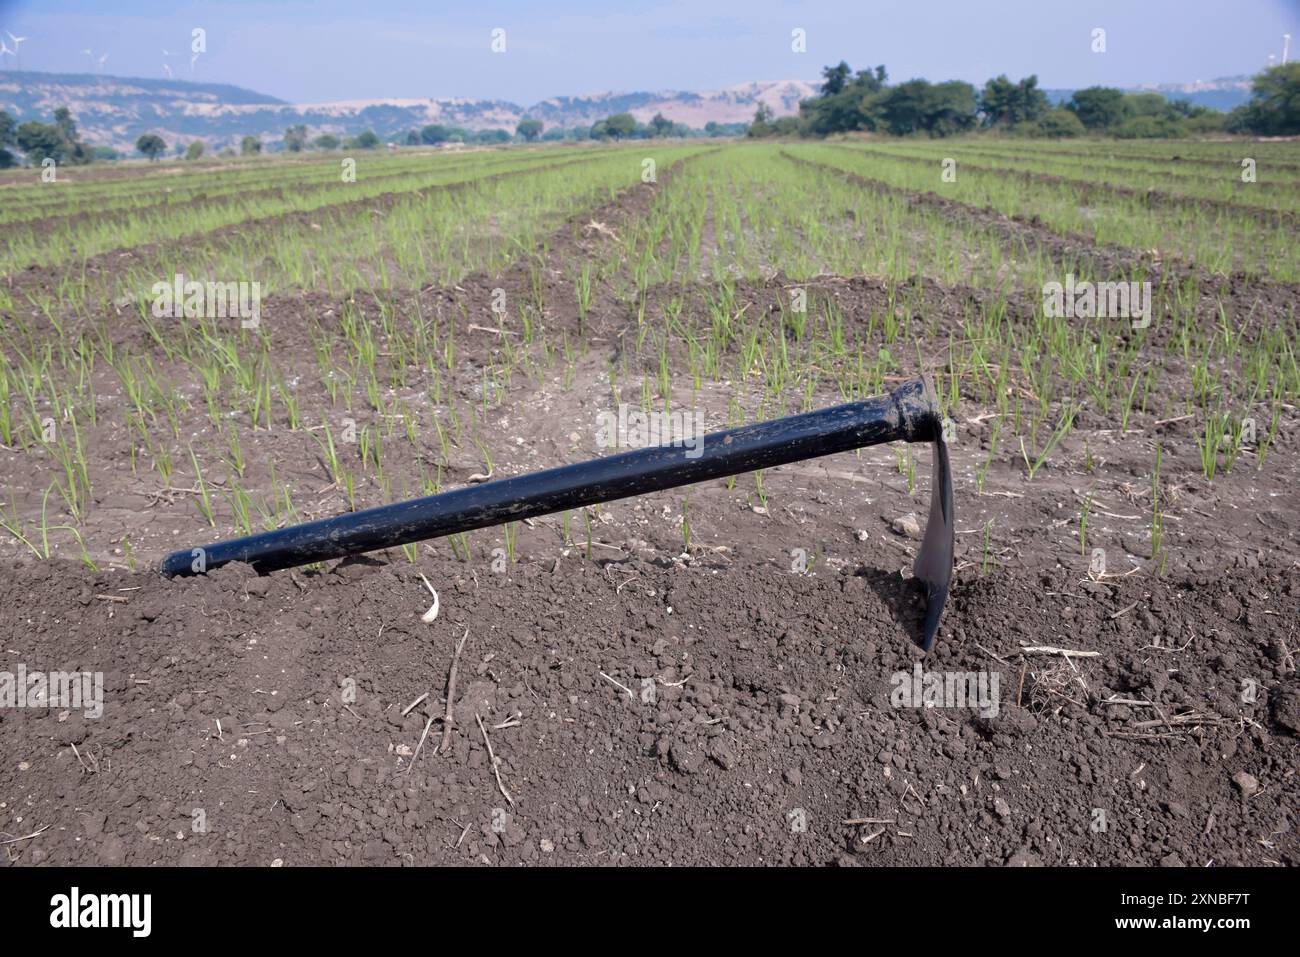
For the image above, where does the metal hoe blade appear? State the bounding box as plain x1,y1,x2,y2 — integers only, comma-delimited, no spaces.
162,375,956,651
913,435,954,651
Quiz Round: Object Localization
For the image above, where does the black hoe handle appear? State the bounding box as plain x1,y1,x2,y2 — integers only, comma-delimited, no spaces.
161,375,955,650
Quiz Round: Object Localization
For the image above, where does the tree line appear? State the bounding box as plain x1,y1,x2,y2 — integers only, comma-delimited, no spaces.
6,63,1295,167
0,106,95,167
410,111,740,145
0,105,747,168
749,61,1300,139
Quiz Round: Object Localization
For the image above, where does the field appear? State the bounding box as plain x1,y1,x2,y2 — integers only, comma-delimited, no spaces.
0,138,1296,866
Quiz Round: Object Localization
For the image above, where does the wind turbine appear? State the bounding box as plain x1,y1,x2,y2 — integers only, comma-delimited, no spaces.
98,52,108,74
83,48,94,72
162,48,177,79
1284,34,1292,65
0,40,11,70
6,32,25,71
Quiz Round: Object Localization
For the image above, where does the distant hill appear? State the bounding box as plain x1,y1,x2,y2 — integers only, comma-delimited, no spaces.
1128,76,1255,112
0,70,1257,154
1044,76,1254,112
0,71,817,151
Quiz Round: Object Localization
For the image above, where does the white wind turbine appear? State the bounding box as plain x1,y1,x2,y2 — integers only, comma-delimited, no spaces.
6,32,26,71
83,48,94,72
0,40,11,70
98,52,108,74
162,47,177,78
1284,34,1292,65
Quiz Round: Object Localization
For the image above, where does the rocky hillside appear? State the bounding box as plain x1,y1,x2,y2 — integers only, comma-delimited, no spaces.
0,70,1253,154
0,71,817,150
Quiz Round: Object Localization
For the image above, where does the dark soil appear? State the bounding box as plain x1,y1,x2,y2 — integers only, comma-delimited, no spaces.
1,146,1296,867
0,545,1295,866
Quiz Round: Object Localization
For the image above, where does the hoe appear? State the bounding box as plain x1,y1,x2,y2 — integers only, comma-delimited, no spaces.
161,376,955,651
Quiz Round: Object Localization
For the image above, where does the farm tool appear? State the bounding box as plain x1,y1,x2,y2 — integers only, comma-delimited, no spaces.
161,376,955,650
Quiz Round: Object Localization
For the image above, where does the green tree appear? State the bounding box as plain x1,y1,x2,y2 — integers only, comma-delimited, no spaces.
312,133,340,149
19,108,94,165
419,124,452,144
53,107,78,142
979,74,1049,126
136,133,167,161
283,124,308,152
1226,63,1300,135
878,80,978,136
649,113,674,137
590,120,610,139
800,63,889,135
820,61,852,95
1067,86,1127,130
925,81,980,136
1111,113,1181,139
516,118,543,141
19,122,69,163
748,103,775,137
1123,92,1171,118
185,140,206,160
605,112,636,139
0,109,15,168
240,135,262,155
1034,107,1086,138
767,116,803,136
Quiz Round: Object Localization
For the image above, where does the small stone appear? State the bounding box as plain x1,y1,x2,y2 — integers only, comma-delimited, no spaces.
1231,771,1258,796
707,740,737,770
1271,684,1300,736
891,513,922,539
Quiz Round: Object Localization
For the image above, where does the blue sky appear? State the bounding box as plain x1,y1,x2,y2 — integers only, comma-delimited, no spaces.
1,0,1296,103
